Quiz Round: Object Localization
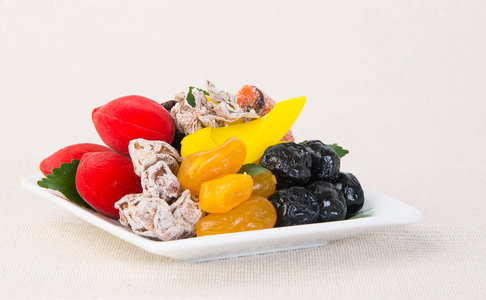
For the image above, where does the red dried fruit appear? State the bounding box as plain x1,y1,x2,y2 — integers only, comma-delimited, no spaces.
39,143,113,176
92,95,175,155
75,151,142,219
236,85,275,116
236,85,294,142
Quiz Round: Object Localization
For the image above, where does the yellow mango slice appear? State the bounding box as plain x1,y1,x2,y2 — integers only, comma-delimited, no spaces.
180,96,306,164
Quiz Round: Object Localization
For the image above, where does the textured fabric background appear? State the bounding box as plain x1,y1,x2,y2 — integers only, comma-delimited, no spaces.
1,0,485,298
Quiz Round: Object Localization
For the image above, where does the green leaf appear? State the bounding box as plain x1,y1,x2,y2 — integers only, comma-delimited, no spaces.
37,160,92,209
186,86,209,107
328,143,349,158
346,208,373,220
237,164,270,178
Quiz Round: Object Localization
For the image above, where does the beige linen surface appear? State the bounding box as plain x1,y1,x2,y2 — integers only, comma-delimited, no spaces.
1,1,485,299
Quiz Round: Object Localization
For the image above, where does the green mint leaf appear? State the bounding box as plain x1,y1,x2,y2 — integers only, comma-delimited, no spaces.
328,143,349,158
237,163,270,178
37,159,92,209
346,208,373,220
186,86,209,107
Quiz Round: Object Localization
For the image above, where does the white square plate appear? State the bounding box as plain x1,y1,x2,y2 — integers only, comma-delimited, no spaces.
22,175,421,262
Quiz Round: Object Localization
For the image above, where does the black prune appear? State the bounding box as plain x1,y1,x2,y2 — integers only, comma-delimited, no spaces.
302,140,340,181
260,142,312,188
332,172,365,216
306,180,347,222
160,100,184,153
268,186,319,226
160,100,177,111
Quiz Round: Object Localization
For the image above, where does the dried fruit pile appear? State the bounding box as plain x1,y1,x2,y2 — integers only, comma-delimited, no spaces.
38,80,365,241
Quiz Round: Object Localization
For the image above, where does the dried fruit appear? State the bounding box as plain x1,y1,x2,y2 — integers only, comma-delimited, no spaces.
177,137,246,195
236,85,294,142
180,96,306,164
75,151,142,219
196,196,277,236
302,140,340,181
170,81,259,136
128,138,181,176
116,194,166,239
161,100,186,153
260,142,312,188
237,164,277,198
306,180,347,222
39,143,112,176
199,173,253,213
332,172,365,217
141,161,181,204
251,172,277,198
92,95,174,155
236,85,275,116
170,190,205,236
268,187,319,226
116,190,204,241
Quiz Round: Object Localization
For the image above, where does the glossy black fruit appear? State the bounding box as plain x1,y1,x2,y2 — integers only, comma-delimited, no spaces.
302,140,340,181
161,100,184,153
268,186,319,226
260,142,312,188
306,180,347,222
332,172,364,216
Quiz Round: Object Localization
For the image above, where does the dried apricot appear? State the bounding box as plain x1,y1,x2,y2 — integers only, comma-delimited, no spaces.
177,137,246,195
252,172,277,198
199,173,253,213
237,163,277,198
196,196,277,236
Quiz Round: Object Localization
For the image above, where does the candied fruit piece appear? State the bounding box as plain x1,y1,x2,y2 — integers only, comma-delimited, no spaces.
306,180,347,222
75,152,142,219
302,140,340,181
199,173,253,213
92,95,174,155
251,171,277,198
236,85,294,142
332,172,365,216
196,196,277,236
236,85,275,116
40,143,113,176
268,186,319,226
260,142,312,188
177,137,246,195
237,164,277,198
180,96,305,163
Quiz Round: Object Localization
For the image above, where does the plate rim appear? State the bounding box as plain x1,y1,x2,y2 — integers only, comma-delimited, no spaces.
21,175,422,260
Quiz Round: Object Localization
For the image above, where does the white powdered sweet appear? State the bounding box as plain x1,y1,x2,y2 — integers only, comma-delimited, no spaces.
170,80,260,135
129,138,182,176
141,161,181,204
115,190,204,241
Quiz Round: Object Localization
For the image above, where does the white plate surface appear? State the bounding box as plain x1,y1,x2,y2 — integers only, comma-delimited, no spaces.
22,175,421,262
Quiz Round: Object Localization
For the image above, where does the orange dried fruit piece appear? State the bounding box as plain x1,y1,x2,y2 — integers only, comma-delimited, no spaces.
196,196,277,236
236,85,276,116
199,173,253,213
251,171,277,198
237,163,277,198
236,85,294,142
177,137,246,195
